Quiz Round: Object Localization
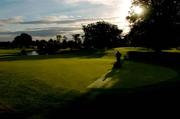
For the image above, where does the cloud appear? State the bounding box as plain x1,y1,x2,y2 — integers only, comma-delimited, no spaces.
0,16,125,41
20,17,117,25
55,0,118,6
0,16,23,26
43,16,75,21
0,16,121,41
0,26,81,38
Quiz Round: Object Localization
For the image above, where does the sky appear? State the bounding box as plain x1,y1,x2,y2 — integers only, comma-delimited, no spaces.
0,0,132,41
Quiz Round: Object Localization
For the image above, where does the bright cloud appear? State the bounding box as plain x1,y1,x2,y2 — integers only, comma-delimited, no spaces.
0,16,23,26
60,0,118,5
43,16,75,21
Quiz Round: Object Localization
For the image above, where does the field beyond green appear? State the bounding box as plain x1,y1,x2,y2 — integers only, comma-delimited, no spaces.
0,48,179,117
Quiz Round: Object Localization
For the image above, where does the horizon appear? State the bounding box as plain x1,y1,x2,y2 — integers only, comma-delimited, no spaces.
0,0,132,41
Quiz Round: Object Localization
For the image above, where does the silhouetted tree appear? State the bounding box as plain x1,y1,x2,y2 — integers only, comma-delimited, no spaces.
127,0,180,51
13,33,32,48
63,35,68,41
47,39,54,54
67,40,75,50
82,21,123,49
0,41,12,48
72,34,82,49
56,35,62,43
37,40,48,54
62,39,68,49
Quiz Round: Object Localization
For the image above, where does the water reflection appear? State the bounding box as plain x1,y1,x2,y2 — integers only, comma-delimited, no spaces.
27,51,39,56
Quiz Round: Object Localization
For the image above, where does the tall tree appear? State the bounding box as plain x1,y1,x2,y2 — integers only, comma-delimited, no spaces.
72,34,82,49
127,0,180,51
62,35,68,49
82,21,123,49
13,33,32,48
56,35,62,43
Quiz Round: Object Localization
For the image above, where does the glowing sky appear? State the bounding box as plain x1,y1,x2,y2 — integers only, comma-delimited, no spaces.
0,0,132,41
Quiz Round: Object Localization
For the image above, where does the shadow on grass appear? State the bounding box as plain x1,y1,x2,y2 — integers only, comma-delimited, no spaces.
0,49,106,62
46,51,180,117
126,51,180,88
1,51,180,118
127,51,180,66
0,77,80,119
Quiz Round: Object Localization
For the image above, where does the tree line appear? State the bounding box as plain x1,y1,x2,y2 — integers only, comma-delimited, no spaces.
0,21,127,54
0,0,180,53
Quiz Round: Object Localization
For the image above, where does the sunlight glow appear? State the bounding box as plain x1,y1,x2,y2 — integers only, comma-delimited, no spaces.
133,6,143,15
113,0,132,34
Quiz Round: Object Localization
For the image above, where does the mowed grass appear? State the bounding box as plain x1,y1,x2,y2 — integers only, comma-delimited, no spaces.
0,49,20,55
0,54,113,114
0,58,112,91
109,61,177,88
0,48,179,117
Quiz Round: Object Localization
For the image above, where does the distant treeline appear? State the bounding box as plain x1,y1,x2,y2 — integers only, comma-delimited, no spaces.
1,18,180,54
0,22,129,54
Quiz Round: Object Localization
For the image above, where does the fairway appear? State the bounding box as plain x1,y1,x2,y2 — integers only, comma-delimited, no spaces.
0,58,113,91
0,48,179,118
0,55,113,115
0,49,20,55
0,0,179,117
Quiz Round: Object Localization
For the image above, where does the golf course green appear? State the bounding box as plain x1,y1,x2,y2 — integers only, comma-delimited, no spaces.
0,48,178,118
